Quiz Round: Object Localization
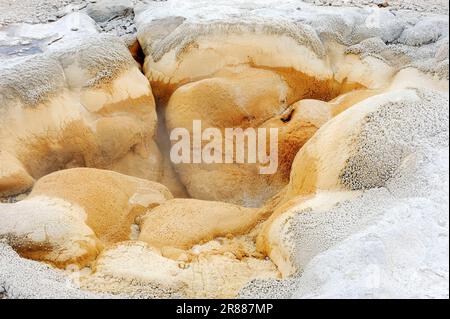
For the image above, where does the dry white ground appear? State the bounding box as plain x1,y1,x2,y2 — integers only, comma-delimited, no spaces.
0,0,448,26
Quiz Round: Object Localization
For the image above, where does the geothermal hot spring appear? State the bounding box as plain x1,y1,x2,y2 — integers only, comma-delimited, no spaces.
0,0,449,299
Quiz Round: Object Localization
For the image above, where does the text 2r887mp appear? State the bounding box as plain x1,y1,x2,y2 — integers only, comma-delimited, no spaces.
220,303,274,314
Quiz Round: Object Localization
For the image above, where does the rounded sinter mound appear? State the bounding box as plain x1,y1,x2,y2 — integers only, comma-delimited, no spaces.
0,0,449,299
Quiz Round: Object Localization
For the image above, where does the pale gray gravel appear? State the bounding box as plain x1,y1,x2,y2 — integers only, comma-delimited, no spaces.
304,0,448,14
0,242,109,299
0,0,86,25
1,0,448,27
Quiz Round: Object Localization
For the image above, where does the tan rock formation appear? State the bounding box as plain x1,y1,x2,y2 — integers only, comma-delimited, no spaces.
255,91,411,270
136,2,406,206
0,35,162,198
134,0,448,207
0,168,173,267
30,168,173,245
256,191,360,277
0,150,34,197
0,196,102,268
138,198,262,251
1,0,448,300
285,90,419,198
256,88,449,276
165,66,363,206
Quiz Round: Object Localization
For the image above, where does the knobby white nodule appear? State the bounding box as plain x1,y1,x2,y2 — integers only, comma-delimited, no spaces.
170,120,279,174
